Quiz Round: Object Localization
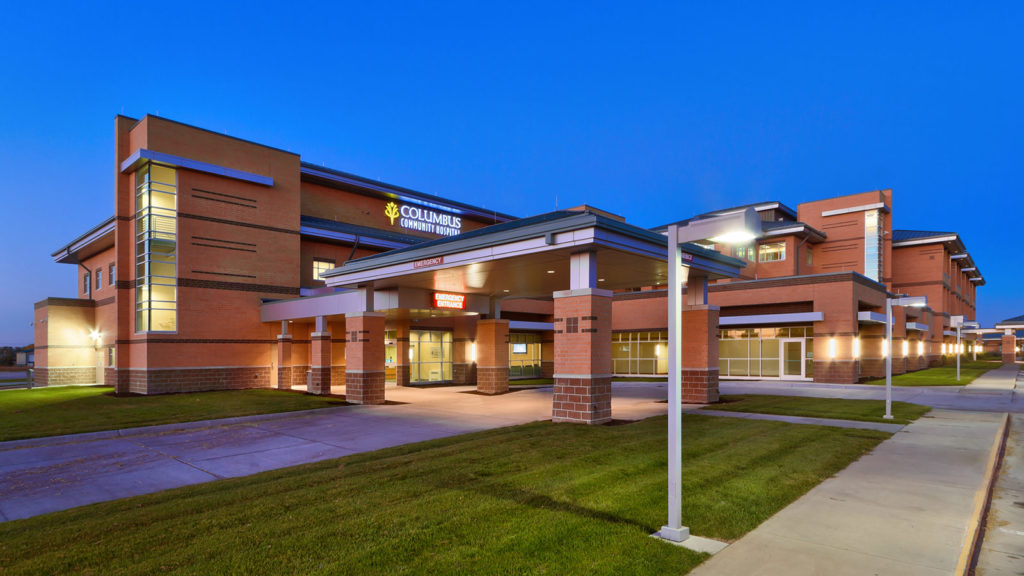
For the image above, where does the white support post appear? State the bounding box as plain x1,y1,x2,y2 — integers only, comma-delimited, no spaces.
660,225,689,542
884,298,893,420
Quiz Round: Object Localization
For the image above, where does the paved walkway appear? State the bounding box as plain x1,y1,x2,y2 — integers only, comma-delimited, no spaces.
976,414,1024,574
688,408,905,433
690,409,1007,575
0,383,668,522
963,364,1021,394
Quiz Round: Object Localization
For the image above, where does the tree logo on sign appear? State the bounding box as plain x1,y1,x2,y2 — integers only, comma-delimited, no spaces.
384,202,400,225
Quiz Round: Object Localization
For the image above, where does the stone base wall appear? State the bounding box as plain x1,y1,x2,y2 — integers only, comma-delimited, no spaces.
477,366,509,394
330,365,347,387
859,358,885,380
813,360,859,385
552,376,611,424
891,357,907,375
118,366,271,395
292,365,310,388
681,369,719,404
33,366,98,387
277,366,292,390
346,371,385,404
452,362,474,386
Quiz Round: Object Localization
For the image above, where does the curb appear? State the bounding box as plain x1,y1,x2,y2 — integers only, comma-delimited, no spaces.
954,411,1010,576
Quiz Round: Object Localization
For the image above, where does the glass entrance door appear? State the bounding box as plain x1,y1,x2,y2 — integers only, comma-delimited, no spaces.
781,339,804,378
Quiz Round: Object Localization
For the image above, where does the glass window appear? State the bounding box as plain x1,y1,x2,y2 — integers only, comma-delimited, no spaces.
96,269,103,290
806,246,813,266
110,263,116,285
135,164,177,332
83,273,90,296
509,333,543,378
864,210,883,281
758,242,786,263
409,330,453,383
610,331,668,375
313,258,335,282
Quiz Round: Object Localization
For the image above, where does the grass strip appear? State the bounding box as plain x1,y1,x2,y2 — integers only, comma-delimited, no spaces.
0,386,346,442
0,415,887,575
862,360,1000,386
710,394,930,425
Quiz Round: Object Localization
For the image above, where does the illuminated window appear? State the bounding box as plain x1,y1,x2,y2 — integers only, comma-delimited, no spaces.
110,263,116,285
613,331,669,375
864,210,883,281
509,333,543,378
313,259,335,282
135,164,177,332
758,242,786,263
83,273,91,296
96,269,103,290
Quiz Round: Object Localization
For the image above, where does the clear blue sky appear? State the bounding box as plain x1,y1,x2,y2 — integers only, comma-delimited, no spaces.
0,1,1020,345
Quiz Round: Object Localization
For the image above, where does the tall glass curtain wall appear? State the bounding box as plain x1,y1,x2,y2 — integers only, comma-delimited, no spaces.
865,210,883,282
409,330,452,382
135,164,177,332
509,333,542,378
719,327,815,378
612,331,669,375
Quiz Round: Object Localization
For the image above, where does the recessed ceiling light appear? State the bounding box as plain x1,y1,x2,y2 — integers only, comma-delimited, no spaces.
546,270,555,274
503,289,510,292
598,278,605,282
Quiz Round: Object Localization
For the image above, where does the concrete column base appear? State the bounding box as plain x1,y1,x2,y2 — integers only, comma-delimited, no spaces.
477,366,509,394
681,369,719,404
346,371,386,404
553,375,612,424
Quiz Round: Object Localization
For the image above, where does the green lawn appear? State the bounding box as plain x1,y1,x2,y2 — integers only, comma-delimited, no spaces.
0,415,888,575
711,394,930,425
863,360,1000,386
0,386,347,442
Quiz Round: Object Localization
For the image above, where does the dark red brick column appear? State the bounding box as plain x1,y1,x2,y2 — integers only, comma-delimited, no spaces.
476,319,509,394
277,334,293,390
394,320,410,387
309,331,332,395
452,317,474,386
552,288,612,424
345,312,386,404
681,305,719,404
1003,333,1017,364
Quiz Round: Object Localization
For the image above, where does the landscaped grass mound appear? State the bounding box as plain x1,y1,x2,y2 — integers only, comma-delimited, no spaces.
711,395,930,425
0,415,888,575
0,387,346,442
862,360,1000,386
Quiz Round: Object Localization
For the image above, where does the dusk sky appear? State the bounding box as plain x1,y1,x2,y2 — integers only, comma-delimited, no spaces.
1,1,1020,345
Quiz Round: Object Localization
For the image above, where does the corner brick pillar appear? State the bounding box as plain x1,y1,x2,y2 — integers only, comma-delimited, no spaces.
1002,333,1017,365
394,320,410,387
681,305,720,404
345,312,386,404
309,316,332,395
552,288,612,424
476,319,509,394
277,332,293,390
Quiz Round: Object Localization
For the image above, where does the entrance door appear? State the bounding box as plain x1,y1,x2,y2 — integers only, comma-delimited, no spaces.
780,339,804,379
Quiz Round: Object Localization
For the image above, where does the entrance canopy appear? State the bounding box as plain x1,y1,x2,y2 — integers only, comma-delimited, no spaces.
320,209,743,300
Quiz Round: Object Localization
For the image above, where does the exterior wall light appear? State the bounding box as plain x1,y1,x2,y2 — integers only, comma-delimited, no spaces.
901,340,909,357
828,338,837,359
882,339,888,358
917,341,924,356
853,338,860,359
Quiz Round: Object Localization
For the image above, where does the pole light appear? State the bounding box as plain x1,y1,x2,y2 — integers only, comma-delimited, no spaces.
660,208,761,543
951,317,979,380
885,295,927,419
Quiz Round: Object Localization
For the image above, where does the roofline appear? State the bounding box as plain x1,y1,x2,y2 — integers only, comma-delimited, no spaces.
325,211,744,278
300,163,517,223
51,216,116,263
137,114,300,157
763,223,827,242
651,200,797,231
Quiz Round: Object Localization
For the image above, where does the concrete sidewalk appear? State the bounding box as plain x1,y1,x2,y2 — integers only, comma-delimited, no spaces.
963,364,1020,395
690,409,1007,576
976,414,1024,574
0,383,668,522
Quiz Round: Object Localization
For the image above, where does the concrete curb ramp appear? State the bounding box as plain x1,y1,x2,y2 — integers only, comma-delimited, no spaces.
690,410,1008,576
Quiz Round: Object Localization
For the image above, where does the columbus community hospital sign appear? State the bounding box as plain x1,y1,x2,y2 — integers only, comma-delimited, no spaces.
385,201,462,236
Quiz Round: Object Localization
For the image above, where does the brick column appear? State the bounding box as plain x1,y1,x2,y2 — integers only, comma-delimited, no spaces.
1002,333,1017,364
345,312,386,404
681,305,720,404
476,319,509,394
309,331,332,395
452,317,474,385
394,320,410,387
552,288,612,424
277,334,293,390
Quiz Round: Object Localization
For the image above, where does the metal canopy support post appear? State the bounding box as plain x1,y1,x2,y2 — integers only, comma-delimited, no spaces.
660,224,689,542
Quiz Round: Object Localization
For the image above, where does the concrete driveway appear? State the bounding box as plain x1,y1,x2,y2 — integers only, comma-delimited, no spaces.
0,383,668,522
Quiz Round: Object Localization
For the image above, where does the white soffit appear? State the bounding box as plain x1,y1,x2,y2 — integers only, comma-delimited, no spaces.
820,202,888,217
858,311,886,324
